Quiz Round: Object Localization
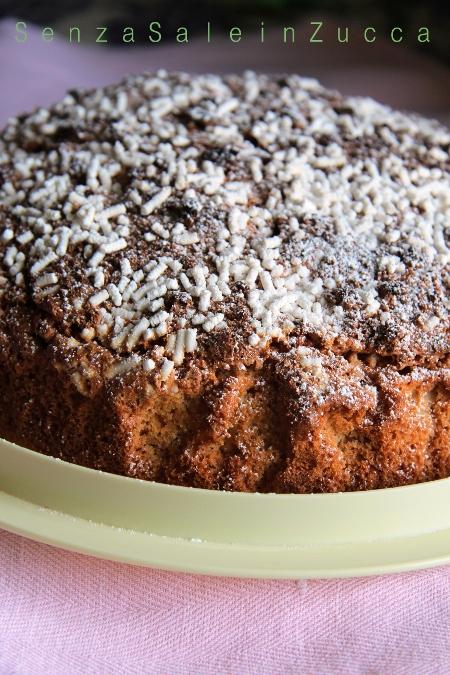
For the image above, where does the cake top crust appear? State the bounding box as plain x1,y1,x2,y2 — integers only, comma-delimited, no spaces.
0,71,449,379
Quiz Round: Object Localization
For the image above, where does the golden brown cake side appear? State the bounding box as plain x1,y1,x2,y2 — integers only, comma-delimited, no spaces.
0,301,448,492
0,72,449,492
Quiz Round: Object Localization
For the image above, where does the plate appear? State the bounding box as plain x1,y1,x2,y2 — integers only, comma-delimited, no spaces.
1,438,449,578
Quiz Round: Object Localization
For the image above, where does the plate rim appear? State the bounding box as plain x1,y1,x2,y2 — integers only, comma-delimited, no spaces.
1,489,450,579
1,438,450,578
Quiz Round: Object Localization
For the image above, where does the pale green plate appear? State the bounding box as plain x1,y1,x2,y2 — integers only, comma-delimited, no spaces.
1,438,449,578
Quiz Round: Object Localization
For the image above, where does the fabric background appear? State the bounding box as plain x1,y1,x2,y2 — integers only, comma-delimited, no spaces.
0,531,449,674
0,18,449,674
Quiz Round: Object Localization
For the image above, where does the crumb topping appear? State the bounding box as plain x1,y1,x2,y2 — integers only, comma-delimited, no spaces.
0,71,449,378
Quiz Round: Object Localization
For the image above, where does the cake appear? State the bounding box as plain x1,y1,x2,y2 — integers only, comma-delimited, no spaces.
0,71,448,493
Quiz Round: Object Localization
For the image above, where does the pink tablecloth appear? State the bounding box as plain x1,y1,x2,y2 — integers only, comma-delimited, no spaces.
0,18,449,674
0,531,449,674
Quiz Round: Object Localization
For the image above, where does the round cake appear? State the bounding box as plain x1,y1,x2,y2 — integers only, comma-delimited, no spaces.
0,71,448,492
